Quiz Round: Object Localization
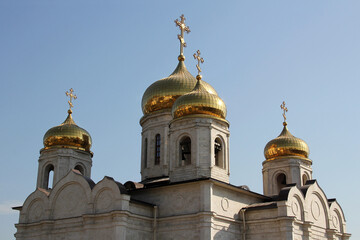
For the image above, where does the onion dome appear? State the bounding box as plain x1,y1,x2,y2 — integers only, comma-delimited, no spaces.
264,122,309,161
171,75,227,119
141,56,217,115
43,109,92,152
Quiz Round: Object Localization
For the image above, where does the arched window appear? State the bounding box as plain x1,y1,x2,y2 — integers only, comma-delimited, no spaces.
155,134,161,165
74,165,84,175
43,164,54,189
302,174,308,185
179,136,191,166
214,137,224,168
144,138,148,168
276,173,287,193
48,169,54,189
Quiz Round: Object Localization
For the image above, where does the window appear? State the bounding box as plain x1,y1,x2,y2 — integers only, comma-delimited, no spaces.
302,174,308,185
179,136,191,166
43,164,54,189
155,134,161,165
144,138,148,168
276,173,287,193
74,165,84,175
214,137,224,168
48,169,54,189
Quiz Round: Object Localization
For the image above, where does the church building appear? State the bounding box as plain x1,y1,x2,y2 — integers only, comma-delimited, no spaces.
14,15,351,240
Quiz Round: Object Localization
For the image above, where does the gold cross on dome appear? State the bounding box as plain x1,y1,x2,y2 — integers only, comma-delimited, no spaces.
65,88,77,110
193,50,204,76
174,14,190,55
280,101,288,122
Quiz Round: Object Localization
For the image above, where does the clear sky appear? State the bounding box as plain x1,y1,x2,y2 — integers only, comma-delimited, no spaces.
1,1,359,239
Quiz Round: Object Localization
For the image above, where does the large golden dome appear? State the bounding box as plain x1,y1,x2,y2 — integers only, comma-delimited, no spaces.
264,122,309,161
141,56,217,115
171,75,227,119
43,110,92,152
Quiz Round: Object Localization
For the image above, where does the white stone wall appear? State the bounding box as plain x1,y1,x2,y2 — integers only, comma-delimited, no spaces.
16,170,154,240
262,157,312,196
37,148,92,189
211,183,264,219
131,180,267,240
140,111,173,180
169,117,230,183
242,181,350,240
131,181,205,217
16,173,350,240
131,181,213,239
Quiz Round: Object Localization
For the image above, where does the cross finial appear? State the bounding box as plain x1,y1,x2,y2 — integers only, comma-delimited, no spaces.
193,50,204,78
65,88,77,112
280,101,288,124
174,14,190,58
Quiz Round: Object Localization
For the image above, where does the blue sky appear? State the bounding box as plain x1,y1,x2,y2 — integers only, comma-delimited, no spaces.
1,1,359,239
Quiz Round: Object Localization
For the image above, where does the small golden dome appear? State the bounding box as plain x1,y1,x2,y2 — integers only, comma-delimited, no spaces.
171,76,227,119
264,122,309,161
43,110,92,152
141,57,217,115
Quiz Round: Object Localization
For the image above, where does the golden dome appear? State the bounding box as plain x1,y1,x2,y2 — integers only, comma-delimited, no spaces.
264,122,309,161
43,110,92,152
171,75,227,119
141,56,217,115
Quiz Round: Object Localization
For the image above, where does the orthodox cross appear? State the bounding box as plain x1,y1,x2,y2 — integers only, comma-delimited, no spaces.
65,88,77,110
174,14,190,55
280,101,288,122
193,50,204,76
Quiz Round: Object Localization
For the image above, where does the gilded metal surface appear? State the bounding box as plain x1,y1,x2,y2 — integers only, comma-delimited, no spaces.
142,60,217,114
174,14,190,56
65,88,77,110
43,111,92,152
172,79,227,119
193,50,204,75
280,101,288,122
264,124,309,161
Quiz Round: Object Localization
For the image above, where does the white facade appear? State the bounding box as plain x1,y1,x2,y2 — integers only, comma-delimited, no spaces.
168,116,230,183
14,108,351,239
140,111,172,180
15,167,350,240
262,156,313,196
14,33,351,240
37,148,92,189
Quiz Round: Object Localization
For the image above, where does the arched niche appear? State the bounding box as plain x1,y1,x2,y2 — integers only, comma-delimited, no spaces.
74,163,85,175
179,136,191,166
275,172,287,194
214,136,225,169
42,163,54,189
